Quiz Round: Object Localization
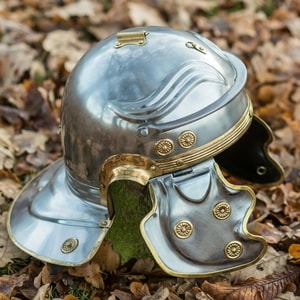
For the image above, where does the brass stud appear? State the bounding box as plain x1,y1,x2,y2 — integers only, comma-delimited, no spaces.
224,241,243,259
155,139,174,156
178,131,197,149
174,220,193,239
213,202,231,220
61,238,79,254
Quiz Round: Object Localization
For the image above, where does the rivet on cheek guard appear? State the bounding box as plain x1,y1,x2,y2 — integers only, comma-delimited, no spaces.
7,26,283,275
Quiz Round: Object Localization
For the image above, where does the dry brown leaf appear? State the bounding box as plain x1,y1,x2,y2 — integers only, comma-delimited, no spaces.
0,273,29,297
13,129,49,156
0,292,9,300
42,30,89,72
142,286,169,300
229,246,288,282
288,243,300,258
247,221,286,244
0,177,21,200
68,262,104,289
111,289,136,300
63,295,77,300
46,0,98,19
92,240,120,272
288,243,300,264
32,283,50,300
0,212,29,267
127,2,167,27
0,127,15,170
0,43,37,86
131,257,155,274
202,266,300,300
130,282,150,298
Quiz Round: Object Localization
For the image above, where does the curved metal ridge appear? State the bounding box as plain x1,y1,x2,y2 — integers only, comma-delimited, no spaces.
156,101,253,173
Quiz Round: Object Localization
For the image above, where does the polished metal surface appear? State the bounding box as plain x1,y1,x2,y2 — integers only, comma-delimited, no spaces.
141,158,266,277
7,26,283,273
61,26,252,199
7,159,110,266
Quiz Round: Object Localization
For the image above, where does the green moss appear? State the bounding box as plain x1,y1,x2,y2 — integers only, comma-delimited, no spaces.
105,180,153,263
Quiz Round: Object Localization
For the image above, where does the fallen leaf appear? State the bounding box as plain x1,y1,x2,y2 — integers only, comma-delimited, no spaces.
0,292,9,300
127,2,168,27
13,129,49,156
288,243,300,264
68,262,104,289
32,283,50,300
0,43,37,86
288,244,300,258
142,286,169,300
92,240,121,272
130,282,150,298
202,266,300,300
229,246,288,282
131,257,155,274
248,221,286,244
111,289,135,300
0,273,29,297
0,212,29,267
46,0,99,19
42,30,89,72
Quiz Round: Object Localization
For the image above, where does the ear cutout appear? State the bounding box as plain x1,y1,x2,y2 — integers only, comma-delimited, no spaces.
215,115,284,186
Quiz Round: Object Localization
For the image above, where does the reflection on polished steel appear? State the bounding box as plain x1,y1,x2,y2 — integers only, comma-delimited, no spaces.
8,27,284,276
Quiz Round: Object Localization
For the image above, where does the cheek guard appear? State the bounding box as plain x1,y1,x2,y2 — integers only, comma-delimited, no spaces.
7,26,284,276
144,159,265,276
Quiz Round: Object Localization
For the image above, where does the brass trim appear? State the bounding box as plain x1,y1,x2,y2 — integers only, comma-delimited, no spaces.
213,202,231,220
156,101,253,173
224,241,243,259
99,100,253,210
174,220,193,239
115,31,148,48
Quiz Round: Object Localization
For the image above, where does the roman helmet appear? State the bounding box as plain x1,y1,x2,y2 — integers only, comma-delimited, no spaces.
7,26,283,277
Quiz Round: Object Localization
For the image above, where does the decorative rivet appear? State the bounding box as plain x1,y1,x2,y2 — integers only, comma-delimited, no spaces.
61,238,79,254
150,165,156,171
138,127,149,137
174,220,193,239
213,202,231,220
155,139,174,156
176,159,184,166
178,131,197,148
224,241,243,259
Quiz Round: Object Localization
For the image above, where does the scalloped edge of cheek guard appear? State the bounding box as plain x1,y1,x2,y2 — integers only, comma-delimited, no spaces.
140,157,267,277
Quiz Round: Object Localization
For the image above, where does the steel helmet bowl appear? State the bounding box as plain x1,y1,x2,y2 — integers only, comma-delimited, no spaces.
8,26,283,276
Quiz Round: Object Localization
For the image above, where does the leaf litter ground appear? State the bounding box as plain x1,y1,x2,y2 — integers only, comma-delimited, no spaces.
0,0,300,299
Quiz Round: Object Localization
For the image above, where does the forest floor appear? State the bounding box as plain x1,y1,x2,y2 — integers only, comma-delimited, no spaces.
0,0,300,299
